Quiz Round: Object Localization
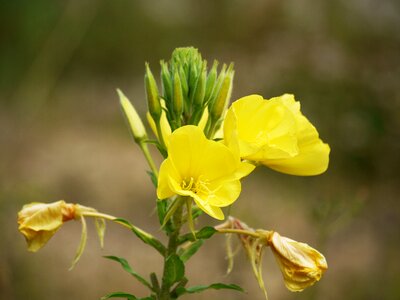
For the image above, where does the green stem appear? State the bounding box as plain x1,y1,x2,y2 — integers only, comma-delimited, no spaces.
82,211,144,232
159,199,184,299
215,228,261,238
139,141,159,177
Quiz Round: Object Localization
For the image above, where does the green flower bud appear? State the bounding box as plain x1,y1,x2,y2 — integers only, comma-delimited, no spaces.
210,63,235,120
145,63,162,121
172,70,184,118
160,61,172,103
191,62,207,108
204,60,218,104
117,89,147,142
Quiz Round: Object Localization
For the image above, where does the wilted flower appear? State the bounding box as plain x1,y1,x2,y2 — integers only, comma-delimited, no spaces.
18,200,109,269
267,231,328,292
157,125,254,220
224,94,330,176
17,201,78,252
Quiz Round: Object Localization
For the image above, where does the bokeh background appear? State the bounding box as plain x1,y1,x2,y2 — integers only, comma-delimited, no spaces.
1,0,399,299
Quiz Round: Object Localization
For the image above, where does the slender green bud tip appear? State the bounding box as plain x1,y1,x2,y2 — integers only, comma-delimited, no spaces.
117,89,147,142
145,63,162,121
210,63,234,120
172,70,184,117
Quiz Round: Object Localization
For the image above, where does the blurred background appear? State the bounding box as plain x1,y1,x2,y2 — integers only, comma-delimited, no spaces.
1,0,399,299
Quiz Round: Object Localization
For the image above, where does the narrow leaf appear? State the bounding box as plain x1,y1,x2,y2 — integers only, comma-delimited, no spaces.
69,215,87,270
164,254,185,285
179,239,204,263
101,292,137,300
176,283,244,296
104,256,153,291
146,171,158,187
162,198,182,228
178,226,216,244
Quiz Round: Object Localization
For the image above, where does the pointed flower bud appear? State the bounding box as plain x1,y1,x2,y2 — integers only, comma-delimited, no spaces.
191,62,207,108
172,70,184,118
204,60,218,103
145,63,162,121
117,89,147,143
210,63,234,121
18,201,78,252
160,60,173,103
267,232,328,292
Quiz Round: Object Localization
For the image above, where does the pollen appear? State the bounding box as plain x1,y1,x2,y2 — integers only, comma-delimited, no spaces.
181,176,211,196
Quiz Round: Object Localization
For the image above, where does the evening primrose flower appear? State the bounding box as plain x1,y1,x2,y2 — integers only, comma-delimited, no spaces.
17,201,78,252
223,94,330,176
157,125,254,220
267,231,328,292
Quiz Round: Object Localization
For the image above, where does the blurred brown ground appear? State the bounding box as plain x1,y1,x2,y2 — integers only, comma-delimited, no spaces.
1,0,400,299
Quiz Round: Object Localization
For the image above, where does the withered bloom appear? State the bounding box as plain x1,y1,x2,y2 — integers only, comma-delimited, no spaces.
18,201,78,252
267,232,328,292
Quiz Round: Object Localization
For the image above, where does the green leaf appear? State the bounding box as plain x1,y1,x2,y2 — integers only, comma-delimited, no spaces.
101,292,137,300
178,226,216,244
164,254,185,285
179,239,204,263
114,218,166,256
104,256,153,290
146,171,158,187
162,198,183,228
175,283,244,296
69,215,88,270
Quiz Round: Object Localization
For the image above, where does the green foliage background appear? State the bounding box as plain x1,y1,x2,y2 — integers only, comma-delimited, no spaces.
1,0,399,299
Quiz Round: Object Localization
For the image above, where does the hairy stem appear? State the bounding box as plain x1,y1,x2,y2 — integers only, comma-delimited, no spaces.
159,200,184,299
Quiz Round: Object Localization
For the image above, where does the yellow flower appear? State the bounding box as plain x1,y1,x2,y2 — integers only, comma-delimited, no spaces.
157,125,255,220
268,231,328,292
17,201,77,252
224,94,330,176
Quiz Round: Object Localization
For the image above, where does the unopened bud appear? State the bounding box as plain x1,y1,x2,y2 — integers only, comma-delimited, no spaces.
145,63,162,121
204,60,218,103
191,62,207,108
160,61,172,103
210,63,234,121
172,70,184,117
117,89,147,142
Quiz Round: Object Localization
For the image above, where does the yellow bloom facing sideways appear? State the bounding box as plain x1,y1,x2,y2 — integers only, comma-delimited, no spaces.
157,125,255,220
268,231,328,292
18,201,77,252
224,94,330,176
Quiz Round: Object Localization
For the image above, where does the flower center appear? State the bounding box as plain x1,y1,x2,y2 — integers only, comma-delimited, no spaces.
181,176,211,195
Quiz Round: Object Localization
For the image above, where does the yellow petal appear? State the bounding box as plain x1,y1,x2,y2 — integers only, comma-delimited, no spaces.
206,180,241,207
157,160,179,199
263,140,330,176
224,94,330,176
157,125,253,219
192,196,225,220
198,107,209,131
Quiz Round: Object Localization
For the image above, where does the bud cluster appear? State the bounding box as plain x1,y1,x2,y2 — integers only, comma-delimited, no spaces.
146,47,234,139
